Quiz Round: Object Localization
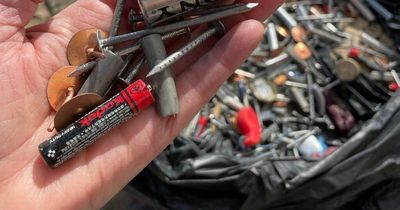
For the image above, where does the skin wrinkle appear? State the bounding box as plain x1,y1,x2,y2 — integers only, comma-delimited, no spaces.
86,162,104,210
0,2,37,43
0,72,15,106
0,137,34,183
0,25,20,43
25,51,52,91
3,65,24,105
0,34,24,61
74,2,112,25
20,52,40,94
86,135,132,209
27,27,74,78
0,148,35,186
119,112,156,157
30,17,75,45
64,0,114,31
0,67,48,167
0,96,42,159
0,6,24,26
33,38,68,77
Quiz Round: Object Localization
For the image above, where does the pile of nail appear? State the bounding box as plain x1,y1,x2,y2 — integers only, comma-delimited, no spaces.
173,0,400,166
40,0,261,167
46,0,259,132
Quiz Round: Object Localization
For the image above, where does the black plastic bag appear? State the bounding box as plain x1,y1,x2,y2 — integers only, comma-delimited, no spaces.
128,92,400,210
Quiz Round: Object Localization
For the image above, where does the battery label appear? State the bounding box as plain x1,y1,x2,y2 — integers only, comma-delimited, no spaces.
39,80,154,167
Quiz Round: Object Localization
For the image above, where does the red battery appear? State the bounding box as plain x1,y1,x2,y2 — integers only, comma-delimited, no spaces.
39,80,155,167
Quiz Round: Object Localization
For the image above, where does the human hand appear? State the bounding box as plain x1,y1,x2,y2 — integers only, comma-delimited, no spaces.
0,0,282,209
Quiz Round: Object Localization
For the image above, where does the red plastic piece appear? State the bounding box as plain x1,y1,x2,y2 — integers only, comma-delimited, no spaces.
195,116,208,137
126,80,155,111
198,116,208,127
389,82,399,92
236,107,261,148
348,48,360,58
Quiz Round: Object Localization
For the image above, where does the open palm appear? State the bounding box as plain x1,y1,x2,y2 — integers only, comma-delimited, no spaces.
0,0,282,209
